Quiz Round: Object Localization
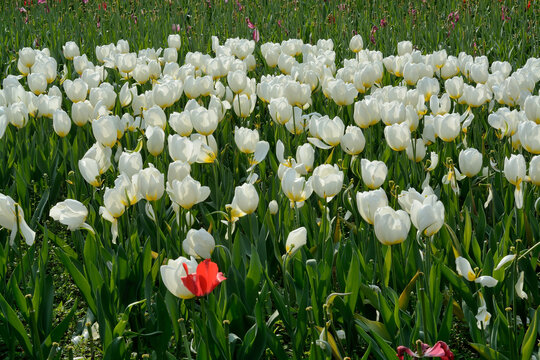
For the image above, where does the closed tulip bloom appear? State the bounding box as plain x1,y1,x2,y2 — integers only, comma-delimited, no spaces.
384,123,411,151
167,160,191,185
227,70,248,94
28,73,48,95
118,53,137,74
63,41,80,60
445,76,464,100
83,142,112,174
356,188,388,225
397,41,413,56
53,109,72,137
73,54,90,76
71,100,93,126
459,148,483,177
434,113,461,142
167,175,210,210
138,165,165,201
153,82,177,109
192,107,218,136
143,105,167,129
160,256,199,299
269,97,293,125
373,206,411,245
79,158,102,186
406,138,426,162
523,96,540,123
296,143,315,173
284,226,309,260
118,151,143,179
49,199,92,232
168,135,200,164
380,101,406,126
0,193,35,246
132,63,150,84
163,48,178,63
183,229,215,259
518,121,540,154
19,47,36,68
64,78,88,103
169,111,193,136
268,200,279,215
231,183,259,215
504,154,526,209
99,187,126,243
311,116,345,148
92,115,118,147
38,94,62,118
410,195,445,236
232,93,256,118
349,35,364,53
354,97,380,128
168,34,181,50
361,159,387,189
341,126,365,155
235,126,259,154
326,79,358,106
312,164,344,201
530,156,540,186
146,126,165,156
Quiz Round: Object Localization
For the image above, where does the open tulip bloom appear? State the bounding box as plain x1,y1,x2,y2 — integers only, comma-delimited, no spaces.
181,259,226,297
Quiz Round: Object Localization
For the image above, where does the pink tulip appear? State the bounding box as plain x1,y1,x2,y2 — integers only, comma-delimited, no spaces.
397,341,454,360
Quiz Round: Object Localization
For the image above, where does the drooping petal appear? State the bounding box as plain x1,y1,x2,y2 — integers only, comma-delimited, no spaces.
494,254,515,270
474,276,498,288
455,257,476,281
515,271,528,300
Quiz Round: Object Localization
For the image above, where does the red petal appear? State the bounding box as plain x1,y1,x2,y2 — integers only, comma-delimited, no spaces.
196,259,226,295
425,342,454,359
181,263,203,296
397,346,417,359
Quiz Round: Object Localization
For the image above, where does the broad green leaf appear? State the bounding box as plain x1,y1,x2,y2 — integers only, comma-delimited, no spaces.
521,306,539,360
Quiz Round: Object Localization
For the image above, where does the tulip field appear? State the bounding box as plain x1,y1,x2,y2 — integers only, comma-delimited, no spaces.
1,1,540,359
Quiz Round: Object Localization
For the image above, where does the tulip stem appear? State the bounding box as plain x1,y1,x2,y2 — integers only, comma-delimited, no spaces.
178,317,192,360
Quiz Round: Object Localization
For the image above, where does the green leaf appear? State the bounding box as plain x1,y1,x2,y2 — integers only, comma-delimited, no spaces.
470,343,509,360
354,314,391,342
398,271,422,310
463,207,472,253
41,299,78,353
0,291,33,357
521,306,539,360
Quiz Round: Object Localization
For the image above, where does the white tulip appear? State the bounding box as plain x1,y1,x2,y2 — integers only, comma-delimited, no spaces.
356,188,388,225
0,194,35,246
183,229,215,259
49,199,92,232
373,206,411,245
285,227,307,256
361,159,387,189
459,148,483,177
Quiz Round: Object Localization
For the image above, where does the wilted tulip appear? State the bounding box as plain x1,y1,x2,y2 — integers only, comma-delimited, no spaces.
373,206,411,245
361,159,387,189
167,175,210,210
285,227,307,256
49,199,92,233
458,148,483,177
455,257,497,287
504,154,526,209
182,229,215,259
0,193,35,246
53,109,72,137
356,188,388,225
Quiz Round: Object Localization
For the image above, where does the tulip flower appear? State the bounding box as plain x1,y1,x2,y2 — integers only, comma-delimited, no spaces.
269,97,293,125
384,122,411,151
308,115,345,149
268,200,279,215
406,138,426,162
167,175,210,210
397,341,454,360
518,121,540,154
373,206,411,245
475,292,491,329
28,73,48,95
529,156,540,186
160,256,199,299
515,271,528,300
361,159,387,189
137,165,165,201
356,188,388,225
227,183,259,221
285,227,307,256
458,148,483,177
296,143,315,173
191,107,218,136
349,35,364,53
281,167,313,208
168,135,201,164
169,111,193,136
180,259,226,297
504,154,526,209
99,187,126,243
455,257,497,287
92,115,119,147
354,97,380,128
19,47,36,68
118,151,143,179
49,199,93,233
72,100,93,126
63,41,80,60
145,126,165,156
312,164,344,201
235,126,259,154
182,229,215,259
410,195,445,236
53,109,72,137
0,194,35,246
341,126,365,155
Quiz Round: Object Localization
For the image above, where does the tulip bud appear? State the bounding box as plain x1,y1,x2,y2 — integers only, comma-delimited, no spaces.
349,35,364,53
19,47,36,68
268,200,279,215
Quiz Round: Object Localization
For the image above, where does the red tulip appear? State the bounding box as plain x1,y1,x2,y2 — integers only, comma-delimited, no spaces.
181,259,226,297
397,341,454,360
